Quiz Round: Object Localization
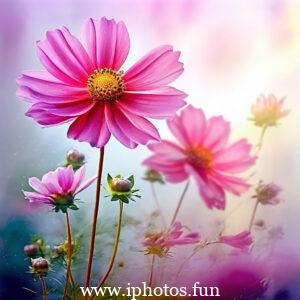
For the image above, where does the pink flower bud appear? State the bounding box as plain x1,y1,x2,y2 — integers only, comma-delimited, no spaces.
111,178,132,192
24,244,39,257
31,258,49,276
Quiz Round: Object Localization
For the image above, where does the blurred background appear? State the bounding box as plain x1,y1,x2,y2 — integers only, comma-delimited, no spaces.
0,0,300,298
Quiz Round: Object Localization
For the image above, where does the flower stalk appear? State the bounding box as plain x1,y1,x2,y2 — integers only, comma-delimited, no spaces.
148,255,155,288
62,210,73,299
85,147,105,288
40,276,47,300
91,200,124,299
171,180,190,224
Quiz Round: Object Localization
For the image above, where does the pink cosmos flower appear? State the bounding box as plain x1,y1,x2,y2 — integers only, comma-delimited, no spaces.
143,105,256,209
23,165,96,212
250,94,290,127
16,17,187,149
219,231,253,250
143,221,199,257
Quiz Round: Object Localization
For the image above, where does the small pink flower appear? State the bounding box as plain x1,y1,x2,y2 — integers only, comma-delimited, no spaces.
143,221,199,257
254,181,282,205
23,165,96,212
219,231,253,250
17,17,187,149
144,105,256,209
250,94,290,127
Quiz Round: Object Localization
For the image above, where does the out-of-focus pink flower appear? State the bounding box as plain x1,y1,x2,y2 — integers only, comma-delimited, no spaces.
254,181,282,205
17,17,186,149
250,94,290,127
23,165,96,212
144,105,256,209
219,231,253,250
143,221,199,257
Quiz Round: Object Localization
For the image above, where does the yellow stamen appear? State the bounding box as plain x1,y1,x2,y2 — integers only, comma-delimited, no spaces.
185,147,213,169
87,68,124,102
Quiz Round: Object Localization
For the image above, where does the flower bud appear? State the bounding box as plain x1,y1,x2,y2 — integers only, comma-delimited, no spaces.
254,181,282,205
24,244,39,257
111,178,132,192
67,149,85,163
143,169,164,184
31,257,49,276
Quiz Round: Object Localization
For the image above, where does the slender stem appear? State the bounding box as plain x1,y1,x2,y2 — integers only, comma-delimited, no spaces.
40,276,47,300
171,180,190,225
150,183,167,228
62,210,73,299
255,125,268,155
148,255,155,288
248,199,259,231
85,147,105,288
92,200,123,298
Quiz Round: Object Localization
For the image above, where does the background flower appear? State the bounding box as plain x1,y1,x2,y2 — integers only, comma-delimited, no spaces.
144,105,256,209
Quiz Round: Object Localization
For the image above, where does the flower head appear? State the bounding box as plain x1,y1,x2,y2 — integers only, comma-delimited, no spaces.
107,174,140,203
250,94,289,127
31,257,49,277
219,231,253,250
65,149,85,170
253,181,282,205
17,17,187,149
23,165,96,212
144,105,256,209
142,169,165,184
143,221,199,257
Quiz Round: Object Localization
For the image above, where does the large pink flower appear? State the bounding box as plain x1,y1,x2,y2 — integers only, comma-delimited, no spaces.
17,17,187,148
144,105,256,209
23,165,96,212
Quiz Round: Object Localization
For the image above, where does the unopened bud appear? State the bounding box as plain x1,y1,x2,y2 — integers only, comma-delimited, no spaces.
31,257,49,276
24,244,39,257
67,149,85,163
111,178,132,192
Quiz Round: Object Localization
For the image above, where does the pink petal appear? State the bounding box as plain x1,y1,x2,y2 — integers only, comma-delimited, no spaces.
41,170,62,195
37,27,93,86
123,45,184,91
67,104,111,148
214,139,256,173
17,70,89,104
23,191,53,204
104,104,137,149
29,100,95,117
57,166,74,193
147,140,186,160
81,17,130,70
119,87,187,119
186,165,225,210
75,175,97,194
25,106,72,126
210,171,250,195
28,177,50,196
202,116,230,153
167,105,206,147
71,165,86,192
114,104,160,145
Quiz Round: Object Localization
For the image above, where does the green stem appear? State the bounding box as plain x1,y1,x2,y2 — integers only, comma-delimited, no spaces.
171,180,190,225
91,201,124,300
62,210,73,299
249,199,259,231
150,183,167,228
148,255,155,288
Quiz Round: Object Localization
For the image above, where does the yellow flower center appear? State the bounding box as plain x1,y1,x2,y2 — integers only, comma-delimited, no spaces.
87,68,124,102
253,108,280,127
185,146,213,169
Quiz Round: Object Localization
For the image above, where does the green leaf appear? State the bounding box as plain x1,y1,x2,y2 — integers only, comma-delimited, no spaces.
128,175,134,186
111,195,119,201
107,174,113,185
119,195,129,204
